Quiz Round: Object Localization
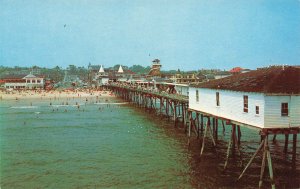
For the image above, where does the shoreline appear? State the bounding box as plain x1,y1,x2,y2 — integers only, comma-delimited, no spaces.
0,89,115,101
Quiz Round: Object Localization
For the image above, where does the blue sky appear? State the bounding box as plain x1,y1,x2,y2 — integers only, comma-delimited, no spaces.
0,0,300,71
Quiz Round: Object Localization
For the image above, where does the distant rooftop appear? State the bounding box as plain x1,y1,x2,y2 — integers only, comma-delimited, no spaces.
0,74,27,79
229,67,243,73
191,66,300,94
23,73,37,78
152,59,161,64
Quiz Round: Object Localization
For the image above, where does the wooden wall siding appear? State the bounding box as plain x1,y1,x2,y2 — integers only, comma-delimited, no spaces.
290,96,300,127
189,87,265,128
264,95,300,128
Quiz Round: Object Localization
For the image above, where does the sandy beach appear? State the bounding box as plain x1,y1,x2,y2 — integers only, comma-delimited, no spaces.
0,89,115,101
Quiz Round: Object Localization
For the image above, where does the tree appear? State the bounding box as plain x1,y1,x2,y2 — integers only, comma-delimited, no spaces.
68,65,77,74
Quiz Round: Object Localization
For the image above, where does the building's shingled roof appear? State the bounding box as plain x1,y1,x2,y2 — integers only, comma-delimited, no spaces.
1,74,45,80
0,74,27,79
190,66,300,94
229,67,243,73
23,73,37,78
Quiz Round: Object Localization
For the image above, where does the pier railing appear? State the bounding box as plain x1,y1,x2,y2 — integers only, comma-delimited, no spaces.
107,84,189,103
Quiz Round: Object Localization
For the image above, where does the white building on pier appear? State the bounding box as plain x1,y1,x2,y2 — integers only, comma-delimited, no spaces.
189,66,300,129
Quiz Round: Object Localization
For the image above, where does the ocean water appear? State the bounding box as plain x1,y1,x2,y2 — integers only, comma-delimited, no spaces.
0,97,191,189
0,96,299,189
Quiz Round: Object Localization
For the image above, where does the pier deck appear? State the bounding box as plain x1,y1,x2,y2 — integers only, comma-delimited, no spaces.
108,84,188,103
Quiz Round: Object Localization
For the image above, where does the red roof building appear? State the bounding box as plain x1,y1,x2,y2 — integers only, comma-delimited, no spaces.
229,67,243,73
1,74,45,89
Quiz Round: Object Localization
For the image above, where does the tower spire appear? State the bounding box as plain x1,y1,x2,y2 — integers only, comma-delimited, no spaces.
118,65,124,73
99,65,105,73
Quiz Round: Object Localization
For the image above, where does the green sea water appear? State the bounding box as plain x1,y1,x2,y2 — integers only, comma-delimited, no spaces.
0,97,191,188
1,96,299,189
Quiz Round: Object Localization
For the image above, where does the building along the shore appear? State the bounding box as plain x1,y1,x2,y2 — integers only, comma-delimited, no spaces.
105,65,135,83
115,65,126,82
97,65,109,86
2,73,45,90
189,66,300,129
170,72,204,84
148,59,162,78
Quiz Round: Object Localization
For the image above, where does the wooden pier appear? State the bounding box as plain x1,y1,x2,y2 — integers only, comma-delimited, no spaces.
108,84,189,126
106,84,299,189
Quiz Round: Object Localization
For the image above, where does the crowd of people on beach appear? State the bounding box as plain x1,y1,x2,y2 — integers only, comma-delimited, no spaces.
0,88,114,101
0,87,125,117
